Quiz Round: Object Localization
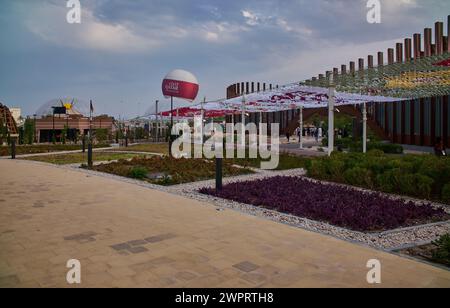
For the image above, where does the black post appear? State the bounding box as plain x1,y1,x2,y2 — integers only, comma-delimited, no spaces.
88,142,93,168
125,134,128,147
215,157,223,191
52,112,55,144
11,138,16,159
169,96,173,156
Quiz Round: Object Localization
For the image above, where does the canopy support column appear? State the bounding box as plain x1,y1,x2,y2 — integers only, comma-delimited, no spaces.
362,102,367,153
201,97,205,144
241,95,246,136
328,86,335,157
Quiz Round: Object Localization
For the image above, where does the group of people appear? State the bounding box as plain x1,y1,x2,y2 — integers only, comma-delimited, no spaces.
287,126,323,143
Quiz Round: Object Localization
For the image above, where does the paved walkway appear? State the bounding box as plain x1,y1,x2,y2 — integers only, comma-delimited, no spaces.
0,159,449,288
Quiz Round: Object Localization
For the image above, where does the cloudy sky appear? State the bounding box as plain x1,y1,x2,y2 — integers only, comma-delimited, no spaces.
0,0,448,117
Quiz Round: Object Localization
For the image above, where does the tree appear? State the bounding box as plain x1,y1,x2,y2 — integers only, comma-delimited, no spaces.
23,118,35,145
61,125,68,145
95,128,108,143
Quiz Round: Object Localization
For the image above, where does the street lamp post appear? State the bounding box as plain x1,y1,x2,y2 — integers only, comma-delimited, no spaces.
33,114,37,144
169,96,174,156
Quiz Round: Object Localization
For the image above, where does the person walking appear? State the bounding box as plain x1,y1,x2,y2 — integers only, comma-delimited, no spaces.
294,127,301,143
434,138,447,157
285,131,291,144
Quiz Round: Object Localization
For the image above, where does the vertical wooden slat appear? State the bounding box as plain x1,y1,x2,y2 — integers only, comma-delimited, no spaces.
377,52,384,67
424,28,432,57
435,22,444,55
444,95,449,147
431,97,436,145
420,98,425,146
393,102,397,143
410,100,416,145
413,34,421,59
388,48,394,64
401,101,406,144
396,43,403,63
404,38,412,61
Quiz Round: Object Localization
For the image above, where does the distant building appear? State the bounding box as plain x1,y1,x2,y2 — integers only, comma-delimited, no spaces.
35,114,115,143
34,98,116,143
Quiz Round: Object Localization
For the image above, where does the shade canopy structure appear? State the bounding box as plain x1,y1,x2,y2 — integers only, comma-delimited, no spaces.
159,84,406,117
304,53,450,99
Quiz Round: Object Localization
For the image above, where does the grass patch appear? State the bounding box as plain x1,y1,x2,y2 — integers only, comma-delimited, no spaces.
23,152,143,165
0,144,111,156
230,153,310,170
91,156,253,186
111,143,169,154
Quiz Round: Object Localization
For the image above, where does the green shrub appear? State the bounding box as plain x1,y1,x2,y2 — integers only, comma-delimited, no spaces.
369,143,404,154
343,167,373,188
431,234,450,267
441,184,450,204
414,174,434,199
128,166,148,179
375,171,395,193
324,158,345,181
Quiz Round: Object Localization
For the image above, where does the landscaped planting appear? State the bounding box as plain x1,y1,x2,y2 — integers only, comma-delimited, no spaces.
229,152,310,170
397,233,450,268
23,152,143,165
0,144,111,156
305,151,450,204
111,143,169,155
200,176,449,232
92,156,252,186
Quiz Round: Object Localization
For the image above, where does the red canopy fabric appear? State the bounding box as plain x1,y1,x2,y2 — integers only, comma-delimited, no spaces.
160,107,233,118
434,58,450,67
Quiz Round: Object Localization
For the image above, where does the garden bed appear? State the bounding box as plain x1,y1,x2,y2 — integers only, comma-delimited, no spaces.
0,143,111,156
91,156,253,186
229,153,310,171
23,152,144,165
305,151,450,205
200,176,449,233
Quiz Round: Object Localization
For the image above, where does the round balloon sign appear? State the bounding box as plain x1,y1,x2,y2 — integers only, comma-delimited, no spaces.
162,69,199,102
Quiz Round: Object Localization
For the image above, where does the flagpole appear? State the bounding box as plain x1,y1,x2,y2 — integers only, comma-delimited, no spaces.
88,100,93,168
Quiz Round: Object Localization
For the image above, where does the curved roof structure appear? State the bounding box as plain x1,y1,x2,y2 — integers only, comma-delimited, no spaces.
35,98,91,117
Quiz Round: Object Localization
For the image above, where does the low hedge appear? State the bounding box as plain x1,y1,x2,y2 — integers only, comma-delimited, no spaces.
305,151,450,203
324,137,404,154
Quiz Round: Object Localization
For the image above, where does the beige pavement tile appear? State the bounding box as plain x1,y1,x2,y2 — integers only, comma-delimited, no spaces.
0,159,449,288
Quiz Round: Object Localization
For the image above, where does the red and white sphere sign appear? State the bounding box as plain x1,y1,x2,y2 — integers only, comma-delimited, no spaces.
162,69,199,102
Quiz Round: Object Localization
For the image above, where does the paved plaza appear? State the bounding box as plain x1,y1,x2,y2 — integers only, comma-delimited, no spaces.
0,159,449,288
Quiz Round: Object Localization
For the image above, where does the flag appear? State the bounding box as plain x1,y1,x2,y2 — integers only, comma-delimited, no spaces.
90,100,94,113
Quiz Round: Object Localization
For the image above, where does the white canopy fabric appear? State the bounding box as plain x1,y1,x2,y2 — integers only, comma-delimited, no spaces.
214,84,407,112
159,84,408,117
